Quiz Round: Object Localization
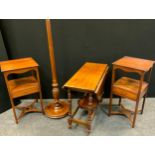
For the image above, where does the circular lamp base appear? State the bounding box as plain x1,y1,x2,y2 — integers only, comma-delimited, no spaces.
44,100,69,119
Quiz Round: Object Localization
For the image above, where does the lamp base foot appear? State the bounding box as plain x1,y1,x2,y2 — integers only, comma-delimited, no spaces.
44,100,69,119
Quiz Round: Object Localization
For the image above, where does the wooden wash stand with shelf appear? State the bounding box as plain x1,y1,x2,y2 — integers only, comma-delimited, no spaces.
0,57,44,124
109,56,154,128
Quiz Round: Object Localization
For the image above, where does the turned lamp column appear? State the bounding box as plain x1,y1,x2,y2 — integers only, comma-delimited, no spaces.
44,19,69,118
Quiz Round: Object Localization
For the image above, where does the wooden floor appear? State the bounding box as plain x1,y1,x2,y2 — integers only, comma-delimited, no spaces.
0,98,155,136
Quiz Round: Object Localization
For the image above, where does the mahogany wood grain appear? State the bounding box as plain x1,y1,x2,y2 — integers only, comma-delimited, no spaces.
63,62,108,135
109,56,154,128
1,57,38,72
44,19,69,118
63,62,108,92
8,76,39,98
112,77,148,101
113,56,154,72
1,57,44,124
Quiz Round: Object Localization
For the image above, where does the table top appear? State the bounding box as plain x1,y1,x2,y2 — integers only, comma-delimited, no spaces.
63,62,108,92
0,57,38,72
113,56,154,72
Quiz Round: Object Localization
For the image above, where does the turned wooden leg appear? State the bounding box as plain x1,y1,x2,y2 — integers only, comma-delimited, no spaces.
132,101,139,128
87,110,93,135
68,89,72,129
141,95,146,114
118,97,122,106
68,89,72,116
87,93,93,134
109,92,113,116
10,98,18,124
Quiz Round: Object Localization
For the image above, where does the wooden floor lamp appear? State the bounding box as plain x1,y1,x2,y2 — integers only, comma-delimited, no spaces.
44,19,69,118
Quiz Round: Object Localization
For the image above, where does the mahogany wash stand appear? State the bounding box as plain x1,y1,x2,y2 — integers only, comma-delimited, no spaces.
109,56,154,128
0,57,44,124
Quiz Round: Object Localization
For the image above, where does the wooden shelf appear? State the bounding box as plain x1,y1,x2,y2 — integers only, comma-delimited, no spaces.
8,76,39,98
113,77,148,100
78,96,98,110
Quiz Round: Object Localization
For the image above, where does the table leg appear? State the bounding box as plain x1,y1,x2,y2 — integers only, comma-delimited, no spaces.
118,97,122,106
87,93,93,134
141,94,146,114
87,110,93,135
132,101,139,128
10,98,18,124
39,92,44,114
88,93,93,106
36,68,44,114
67,89,72,129
109,92,113,116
